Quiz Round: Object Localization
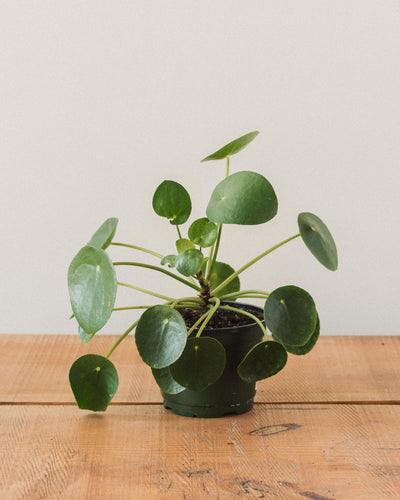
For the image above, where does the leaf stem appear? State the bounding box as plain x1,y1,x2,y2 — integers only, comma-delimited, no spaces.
196,297,220,337
219,304,267,339
227,295,268,300
212,233,301,296
219,289,269,301
106,320,139,358
175,303,203,310
113,261,200,291
206,156,230,280
176,225,183,239
117,282,174,301
170,296,205,309
112,305,155,312
186,311,210,337
206,223,222,280
111,242,164,259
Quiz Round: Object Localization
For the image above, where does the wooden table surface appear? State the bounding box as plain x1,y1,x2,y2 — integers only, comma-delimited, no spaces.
1,335,399,499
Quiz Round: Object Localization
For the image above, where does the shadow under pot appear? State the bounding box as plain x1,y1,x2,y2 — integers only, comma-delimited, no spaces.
160,302,264,418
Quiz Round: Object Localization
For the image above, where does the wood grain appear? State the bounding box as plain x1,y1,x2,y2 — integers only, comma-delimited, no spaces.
1,404,399,499
1,335,399,499
0,335,399,404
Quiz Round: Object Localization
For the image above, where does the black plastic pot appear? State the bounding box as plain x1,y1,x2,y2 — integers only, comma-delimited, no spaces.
161,303,264,418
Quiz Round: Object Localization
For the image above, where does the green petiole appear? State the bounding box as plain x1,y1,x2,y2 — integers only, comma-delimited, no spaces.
186,311,211,337
117,282,174,301
113,261,201,291
212,233,301,296
195,297,221,338
111,242,164,259
206,223,222,280
170,296,205,309
106,319,139,358
112,305,156,312
219,304,267,339
219,289,269,301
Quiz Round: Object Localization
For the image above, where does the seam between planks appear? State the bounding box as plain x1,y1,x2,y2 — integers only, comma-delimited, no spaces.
1,400,400,406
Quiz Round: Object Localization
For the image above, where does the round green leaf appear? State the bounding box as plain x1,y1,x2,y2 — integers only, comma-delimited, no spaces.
264,285,317,347
237,341,288,383
281,315,320,355
206,171,278,225
152,180,191,225
169,337,226,392
201,131,259,162
176,238,195,253
161,254,177,268
87,217,118,250
151,366,186,394
175,249,204,277
78,326,94,344
135,305,187,369
188,218,217,247
69,354,119,411
68,246,117,335
209,261,240,297
298,212,338,271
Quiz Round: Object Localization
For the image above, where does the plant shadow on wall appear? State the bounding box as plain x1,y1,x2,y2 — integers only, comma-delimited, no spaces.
67,131,338,416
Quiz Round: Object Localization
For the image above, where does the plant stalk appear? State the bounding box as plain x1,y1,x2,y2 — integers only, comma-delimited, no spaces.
186,311,211,337
212,233,301,296
113,261,200,291
206,223,222,280
111,242,164,259
112,305,156,312
219,305,267,339
106,320,139,358
196,297,221,337
117,282,174,301
218,289,269,301
170,296,205,309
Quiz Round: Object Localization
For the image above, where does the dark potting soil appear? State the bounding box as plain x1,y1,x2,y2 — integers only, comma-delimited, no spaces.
178,304,264,330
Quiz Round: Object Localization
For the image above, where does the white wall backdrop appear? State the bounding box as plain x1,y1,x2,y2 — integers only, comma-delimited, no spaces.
1,1,399,335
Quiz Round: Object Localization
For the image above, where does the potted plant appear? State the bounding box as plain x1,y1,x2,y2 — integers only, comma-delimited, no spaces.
68,131,338,417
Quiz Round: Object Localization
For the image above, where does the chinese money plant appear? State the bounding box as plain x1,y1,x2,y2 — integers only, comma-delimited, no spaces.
68,131,338,411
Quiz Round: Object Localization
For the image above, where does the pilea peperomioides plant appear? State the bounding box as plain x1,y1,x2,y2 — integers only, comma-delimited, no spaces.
68,131,338,412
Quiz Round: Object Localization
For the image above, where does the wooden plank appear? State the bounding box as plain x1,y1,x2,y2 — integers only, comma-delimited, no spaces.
1,404,399,499
0,335,399,403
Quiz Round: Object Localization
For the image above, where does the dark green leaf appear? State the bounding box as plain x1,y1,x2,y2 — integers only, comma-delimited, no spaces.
176,238,195,253
209,261,240,297
68,246,117,335
87,218,118,250
201,131,259,162
175,249,204,277
69,354,119,411
206,171,278,225
161,254,177,268
237,341,287,382
279,315,320,355
152,180,191,225
78,326,94,343
188,218,217,248
264,285,317,347
298,212,338,271
169,337,226,391
135,305,187,369
151,367,186,394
